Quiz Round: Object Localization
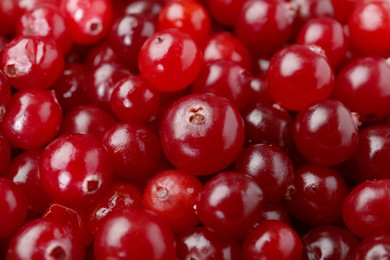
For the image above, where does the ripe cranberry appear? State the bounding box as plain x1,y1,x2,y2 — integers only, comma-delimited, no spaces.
1,36,64,90
235,144,294,203
242,102,294,152
109,75,161,123
242,220,303,260
6,219,84,259
88,183,143,234
160,93,245,175
296,17,347,66
138,29,203,92
302,225,359,260
203,32,252,70
109,14,155,71
343,179,390,238
267,44,334,111
39,133,112,207
352,232,390,259
0,0,19,36
158,0,211,45
332,56,390,122
235,0,294,57
345,126,390,183
4,150,51,215
102,122,161,182
124,0,162,21
15,5,72,53
0,178,28,239
205,0,245,27
84,63,131,111
52,62,88,112
176,227,242,260
1,89,62,150
61,105,117,140
60,0,113,45
258,203,291,224
143,170,202,234
85,42,120,69
348,0,390,57
0,131,11,175
94,208,176,260
197,171,264,238
286,165,348,226
293,99,359,165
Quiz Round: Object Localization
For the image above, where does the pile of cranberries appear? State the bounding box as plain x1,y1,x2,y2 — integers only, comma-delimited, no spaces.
2,0,390,259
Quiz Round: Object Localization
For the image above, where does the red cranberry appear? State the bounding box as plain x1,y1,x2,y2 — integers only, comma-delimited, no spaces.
242,220,303,260
143,169,202,234
0,70,11,118
124,0,162,21
0,0,19,36
352,231,390,259
85,42,120,69
258,203,291,224
1,89,62,150
93,208,176,260
160,93,245,176
205,0,245,27
138,29,203,92
197,171,264,238
39,133,112,207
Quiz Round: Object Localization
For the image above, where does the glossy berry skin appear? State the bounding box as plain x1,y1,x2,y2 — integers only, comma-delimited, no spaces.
203,32,252,70
293,99,359,165
258,203,291,224
243,103,293,152
235,0,294,57
4,150,51,215
1,36,64,90
348,0,390,57
60,0,113,45
15,5,72,53
40,134,112,207
346,126,390,183
88,183,143,234
102,122,161,182
138,29,203,92
110,75,161,123
343,179,390,238
332,56,390,122
0,178,28,239
61,105,117,140
6,219,84,259
235,144,294,203
124,0,162,21
160,93,245,176
352,232,390,259
205,0,245,27
197,171,264,238
242,220,303,260
296,17,347,66
143,170,202,234
176,227,242,260
191,59,253,111
267,44,334,111
94,208,176,260
85,42,120,69
1,89,62,150
302,225,359,260
286,165,348,226
109,14,155,71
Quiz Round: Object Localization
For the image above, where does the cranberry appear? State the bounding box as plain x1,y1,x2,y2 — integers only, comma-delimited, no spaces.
93,208,176,260
205,0,245,27
124,0,162,21
242,220,303,260
0,70,11,117
352,232,390,259
267,44,334,111
1,36,64,90
258,203,291,224
286,165,348,226
60,0,113,45
39,133,112,207
343,179,390,238
1,89,62,150
0,0,19,36
85,42,120,69
6,218,84,259
176,227,242,260
302,225,359,260
0,178,28,239
197,171,264,238
143,169,202,234
138,29,203,92
160,93,245,175
234,144,294,203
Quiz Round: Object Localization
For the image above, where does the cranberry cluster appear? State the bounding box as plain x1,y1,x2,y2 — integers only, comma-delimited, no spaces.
1,0,390,259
